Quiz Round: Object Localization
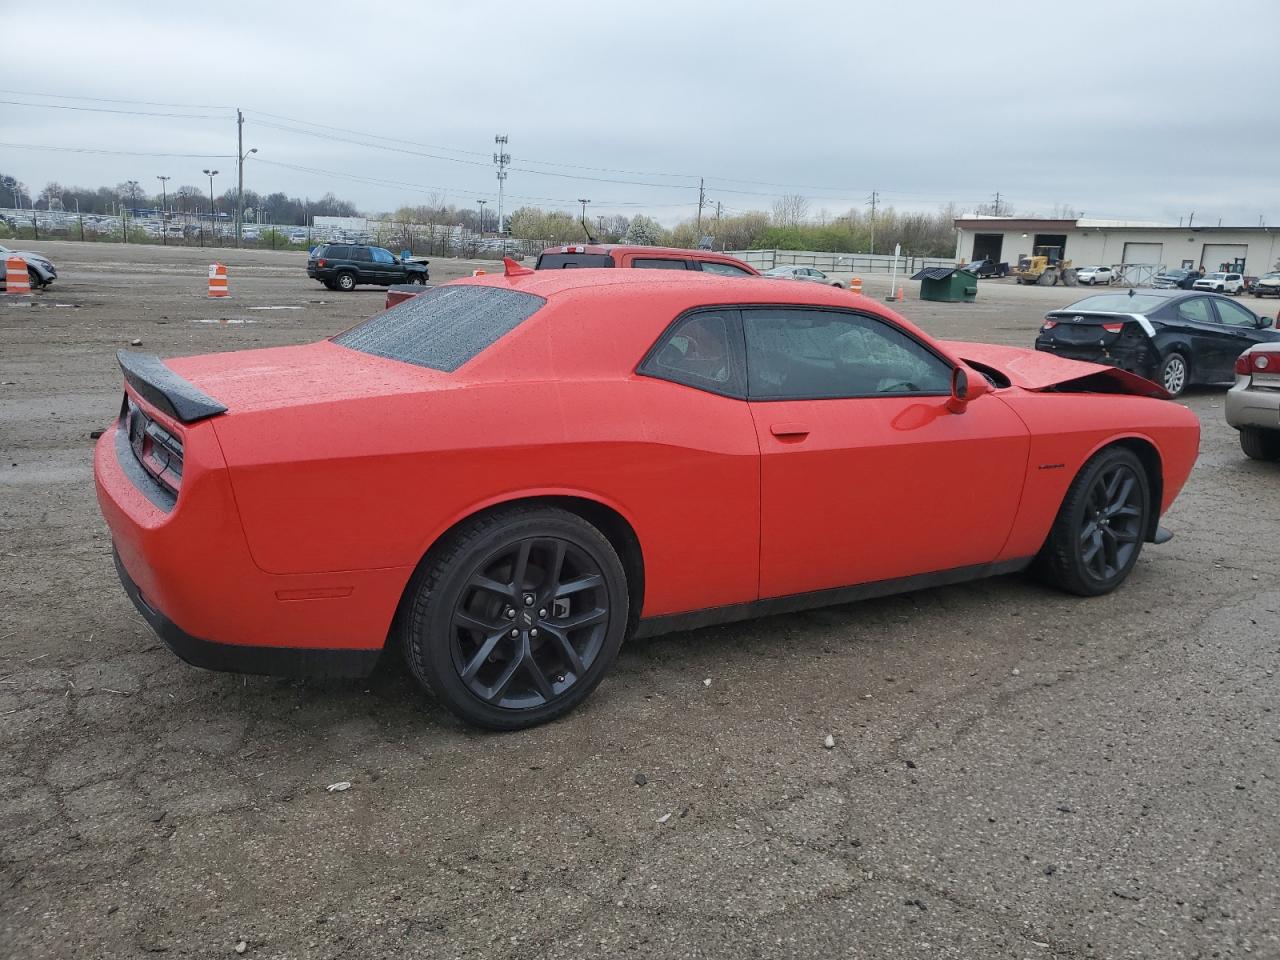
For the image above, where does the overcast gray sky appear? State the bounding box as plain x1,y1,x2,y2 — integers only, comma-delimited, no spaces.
3,0,1279,226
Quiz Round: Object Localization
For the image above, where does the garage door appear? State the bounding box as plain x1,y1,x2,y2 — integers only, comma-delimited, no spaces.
1200,243,1248,273
1122,242,1164,266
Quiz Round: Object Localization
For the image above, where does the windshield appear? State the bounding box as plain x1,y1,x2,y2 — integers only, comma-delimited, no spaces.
1162,269,1189,277
1207,273,1226,280
1060,294,1168,313
764,266,797,276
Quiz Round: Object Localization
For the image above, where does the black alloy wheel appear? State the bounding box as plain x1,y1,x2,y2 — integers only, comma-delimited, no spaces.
1036,445,1151,596
449,537,609,709
402,506,629,729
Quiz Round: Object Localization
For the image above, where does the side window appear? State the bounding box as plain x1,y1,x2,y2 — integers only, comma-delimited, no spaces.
1178,298,1214,323
326,245,348,259
1215,298,1258,328
632,258,689,270
700,261,752,277
742,308,952,400
639,311,743,397
350,247,373,262
371,247,395,263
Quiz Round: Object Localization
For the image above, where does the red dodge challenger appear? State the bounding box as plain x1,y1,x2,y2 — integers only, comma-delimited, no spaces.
95,263,1200,729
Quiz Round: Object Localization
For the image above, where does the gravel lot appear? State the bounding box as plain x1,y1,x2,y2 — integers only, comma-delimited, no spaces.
3,242,1279,959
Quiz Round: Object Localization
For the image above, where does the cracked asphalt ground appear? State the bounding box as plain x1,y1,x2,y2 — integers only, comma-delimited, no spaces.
3,242,1279,959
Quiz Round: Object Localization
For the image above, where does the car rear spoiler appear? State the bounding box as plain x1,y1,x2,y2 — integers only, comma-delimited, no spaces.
117,350,227,423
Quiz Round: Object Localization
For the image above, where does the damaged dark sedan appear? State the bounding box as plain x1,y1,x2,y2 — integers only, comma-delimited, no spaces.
1034,290,1280,397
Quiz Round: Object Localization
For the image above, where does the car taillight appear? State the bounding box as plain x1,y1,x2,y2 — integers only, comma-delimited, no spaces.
1101,322,1124,333
560,245,585,253
1236,351,1271,375
1042,319,1058,330
316,258,327,267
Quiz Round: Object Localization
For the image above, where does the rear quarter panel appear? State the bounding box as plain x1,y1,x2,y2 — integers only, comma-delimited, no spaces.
212,286,764,618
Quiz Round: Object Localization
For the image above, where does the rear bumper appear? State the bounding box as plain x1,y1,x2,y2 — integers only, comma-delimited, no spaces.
1225,378,1280,430
114,549,380,678
95,420,407,674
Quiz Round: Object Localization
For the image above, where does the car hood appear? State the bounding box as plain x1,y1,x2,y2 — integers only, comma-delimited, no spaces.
164,340,450,416
941,340,1170,399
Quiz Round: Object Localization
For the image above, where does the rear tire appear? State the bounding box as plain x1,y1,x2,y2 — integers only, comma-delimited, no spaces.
336,271,357,292
1035,446,1151,597
1240,426,1280,461
1158,351,1189,397
401,506,629,730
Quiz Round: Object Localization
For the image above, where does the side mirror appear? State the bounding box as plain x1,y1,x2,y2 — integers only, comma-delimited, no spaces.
947,364,989,413
947,367,970,413
1259,315,1274,329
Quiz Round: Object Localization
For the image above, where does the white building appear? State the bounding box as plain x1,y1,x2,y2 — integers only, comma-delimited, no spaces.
954,216,1280,276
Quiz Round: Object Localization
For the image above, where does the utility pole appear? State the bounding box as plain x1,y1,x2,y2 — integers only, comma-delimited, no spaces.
867,190,879,255
477,199,487,235
236,109,243,247
696,177,706,232
157,175,170,245
493,134,509,241
991,191,1002,216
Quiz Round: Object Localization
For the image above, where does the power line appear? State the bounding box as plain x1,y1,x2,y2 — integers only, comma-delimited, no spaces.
0,141,235,158
0,98,228,119
0,88,231,110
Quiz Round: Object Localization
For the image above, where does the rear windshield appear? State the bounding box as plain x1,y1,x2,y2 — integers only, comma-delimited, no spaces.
1061,294,1168,313
333,285,545,372
536,253,614,269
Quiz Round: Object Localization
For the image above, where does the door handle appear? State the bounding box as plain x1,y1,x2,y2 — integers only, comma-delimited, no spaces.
770,422,810,438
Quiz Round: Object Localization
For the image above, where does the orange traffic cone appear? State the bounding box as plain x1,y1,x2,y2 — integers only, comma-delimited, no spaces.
850,277,863,295
207,263,229,298
4,256,30,296
897,284,905,301
472,269,487,276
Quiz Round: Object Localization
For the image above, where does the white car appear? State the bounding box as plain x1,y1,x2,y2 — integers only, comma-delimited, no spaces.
1075,265,1116,285
1250,272,1280,298
1193,271,1244,294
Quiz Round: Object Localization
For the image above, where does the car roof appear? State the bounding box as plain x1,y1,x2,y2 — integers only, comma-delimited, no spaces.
539,243,745,260
454,267,851,305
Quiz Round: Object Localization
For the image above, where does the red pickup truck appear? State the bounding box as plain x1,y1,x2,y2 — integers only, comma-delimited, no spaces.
385,245,758,309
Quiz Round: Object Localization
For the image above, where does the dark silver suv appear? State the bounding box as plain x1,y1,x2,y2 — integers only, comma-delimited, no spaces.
306,244,429,291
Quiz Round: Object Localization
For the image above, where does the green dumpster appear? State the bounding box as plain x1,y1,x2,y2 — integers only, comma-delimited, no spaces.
911,267,978,303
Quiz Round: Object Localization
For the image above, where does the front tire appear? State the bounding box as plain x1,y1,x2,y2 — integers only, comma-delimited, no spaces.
1036,446,1151,597
402,506,629,730
1240,426,1280,461
335,271,357,292
1158,351,1189,397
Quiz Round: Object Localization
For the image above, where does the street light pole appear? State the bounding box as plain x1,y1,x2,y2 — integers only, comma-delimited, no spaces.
156,175,170,245
477,199,487,236
203,169,218,243
235,110,257,248
577,199,591,241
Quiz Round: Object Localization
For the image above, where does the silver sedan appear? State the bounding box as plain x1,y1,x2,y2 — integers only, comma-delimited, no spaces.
1226,340,1280,460
762,265,845,288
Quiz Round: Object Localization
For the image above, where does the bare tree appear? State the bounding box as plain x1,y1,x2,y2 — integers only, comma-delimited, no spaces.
771,193,809,227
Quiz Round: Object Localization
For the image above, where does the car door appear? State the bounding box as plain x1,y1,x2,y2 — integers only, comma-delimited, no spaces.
1211,297,1275,376
370,247,399,283
348,246,374,282
742,306,1031,599
1170,296,1226,379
